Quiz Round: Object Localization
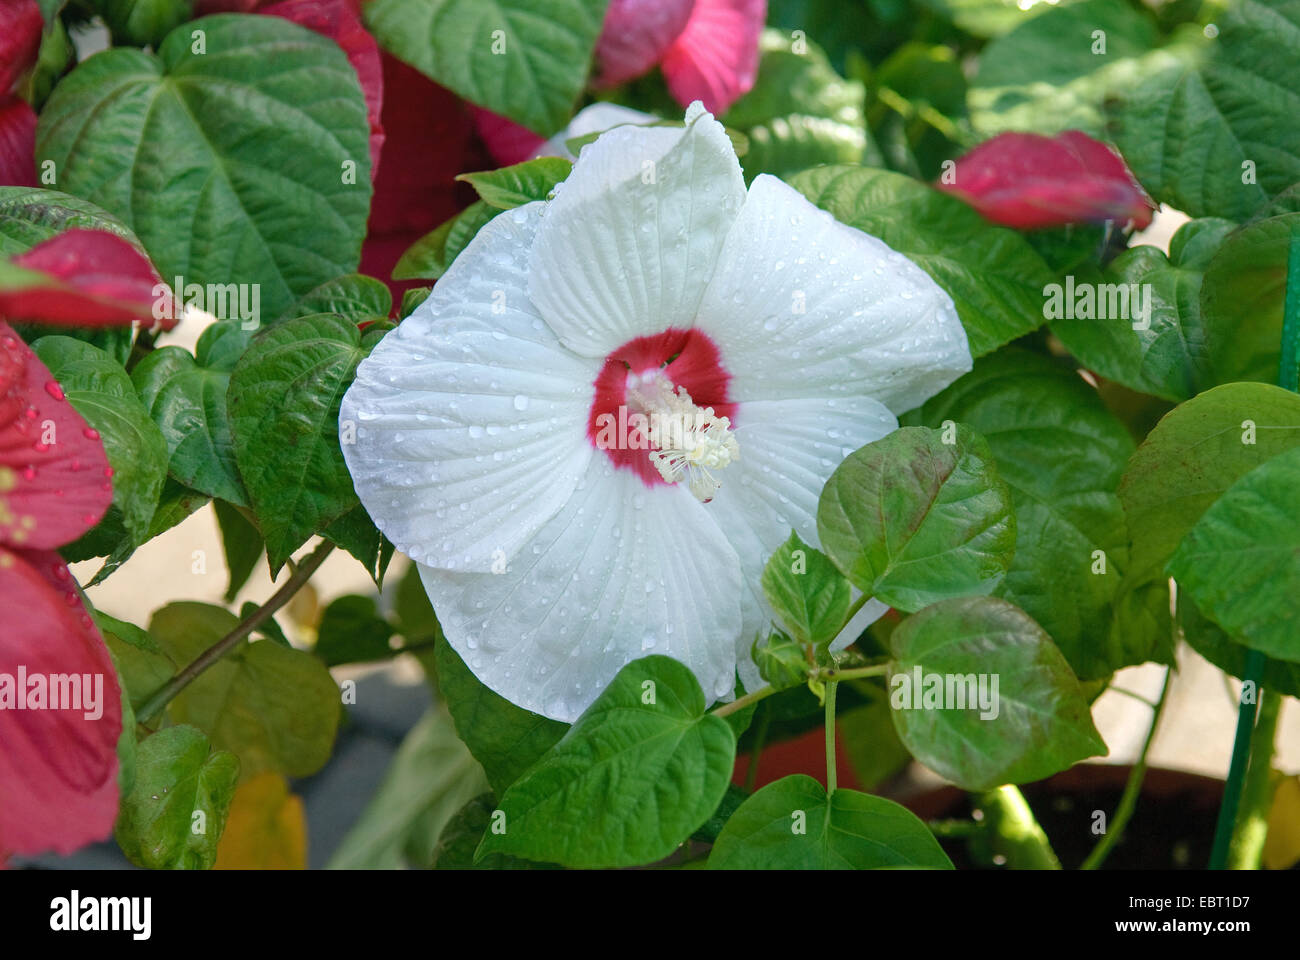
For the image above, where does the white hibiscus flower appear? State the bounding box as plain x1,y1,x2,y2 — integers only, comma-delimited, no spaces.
341,103,971,722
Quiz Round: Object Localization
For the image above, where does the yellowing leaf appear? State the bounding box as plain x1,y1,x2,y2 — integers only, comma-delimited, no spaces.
214,773,307,870
1263,776,1300,871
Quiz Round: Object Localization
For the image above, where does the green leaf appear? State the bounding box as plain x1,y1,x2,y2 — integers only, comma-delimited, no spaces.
327,706,490,869
150,601,341,779
916,0,1077,37
1050,218,1235,402
392,200,498,281
434,793,558,869
902,348,1145,678
722,29,872,181
477,655,736,867
228,312,374,572
887,596,1107,790
840,695,913,790
752,627,815,691
726,30,866,130
36,14,373,321
0,187,141,257
213,499,262,602
708,774,952,869
1119,381,1300,592
457,157,573,209
363,0,609,135
95,0,194,47
31,336,168,559
1200,213,1300,386
760,530,851,652
321,501,394,586
1168,446,1300,661
435,639,567,796
790,165,1054,357
1180,597,1300,700
130,344,247,506
95,610,175,711
278,273,392,326
1111,0,1300,221
394,559,439,641
817,424,1015,613
114,724,239,870
315,594,395,666
399,286,431,318
970,0,1162,136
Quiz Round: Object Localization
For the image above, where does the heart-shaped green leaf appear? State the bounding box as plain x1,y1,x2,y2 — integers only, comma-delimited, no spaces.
476,655,736,867
36,14,373,320
887,596,1106,790
708,774,952,869
363,0,609,135
817,423,1016,613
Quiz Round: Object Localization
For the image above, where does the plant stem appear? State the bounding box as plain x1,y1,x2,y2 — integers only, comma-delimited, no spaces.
1210,220,1300,867
974,785,1061,870
136,540,336,725
825,681,839,795
1081,666,1172,869
1226,691,1282,870
711,663,889,718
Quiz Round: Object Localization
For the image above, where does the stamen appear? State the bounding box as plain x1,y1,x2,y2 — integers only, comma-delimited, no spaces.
627,376,739,503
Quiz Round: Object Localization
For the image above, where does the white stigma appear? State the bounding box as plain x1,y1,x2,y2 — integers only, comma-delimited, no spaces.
627,374,739,503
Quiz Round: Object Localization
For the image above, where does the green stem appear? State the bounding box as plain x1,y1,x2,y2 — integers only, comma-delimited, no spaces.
825,680,839,795
1226,692,1282,870
711,663,889,718
1210,220,1300,867
1081,666,1172,869
136,540,336,725
974,785,1061,870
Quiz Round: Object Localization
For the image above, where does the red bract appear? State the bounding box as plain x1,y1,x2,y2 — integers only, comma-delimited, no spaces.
0,95,37,187
593,0,766,115
936,130,1156,231
0,547,122,861
471,106,546,168
659,0,766,117
362,54,482,299
0,0,43,95
261,0,385,177
0,324,121,862
0,229,177,329
0,323,114,548
595,0,696,88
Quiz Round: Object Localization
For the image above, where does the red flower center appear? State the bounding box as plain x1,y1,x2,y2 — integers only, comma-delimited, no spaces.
587,327,735,486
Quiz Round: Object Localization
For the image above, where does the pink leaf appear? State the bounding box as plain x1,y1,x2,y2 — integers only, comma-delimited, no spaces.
0,321,114,550
936,130,1156,230
470,106,546,168
0,546,122,861
0,228,176,329
594,0,696,88
0,0,43,96
0,95,36,188
661,0,766,116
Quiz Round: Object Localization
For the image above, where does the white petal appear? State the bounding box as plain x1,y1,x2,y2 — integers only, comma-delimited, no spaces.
528,102,746,358
695,174,971,414
419,459,744,723
341,203,597,573
706,395,897,682
534,103,660,161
